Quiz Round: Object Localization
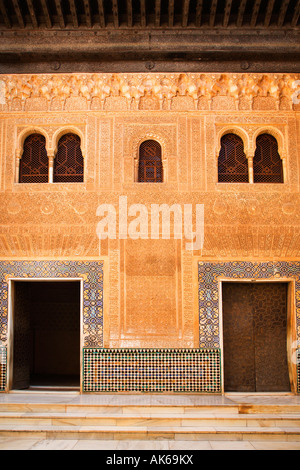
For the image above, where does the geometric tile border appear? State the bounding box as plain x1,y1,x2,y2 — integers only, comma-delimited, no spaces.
0,261,104,348
83,348,221,393
198,261,300,349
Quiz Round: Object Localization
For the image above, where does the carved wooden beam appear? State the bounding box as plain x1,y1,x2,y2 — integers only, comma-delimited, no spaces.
277,0,290,27
264,0,275,27
112,0,119,28
223,0,232,27
140,0,146,27
26,0,38,28
40,0,52,28
209,0,218,27
127,0,132,27
168,0,174,27
155,0,161,27
250,0,262,27
69,0,79,28
236,0,247,27
84,0,92,28
195,0,203,27
182,0,190,27
12,0,25,28
0,0,11,28
54,0,65,28
291,0,300,27
97,0,105,28
0,0,298,31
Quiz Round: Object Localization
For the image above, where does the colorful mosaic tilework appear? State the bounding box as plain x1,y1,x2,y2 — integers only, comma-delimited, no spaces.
0,261,104,348
198,261,300,349
83,348,221,393
0,347,6,392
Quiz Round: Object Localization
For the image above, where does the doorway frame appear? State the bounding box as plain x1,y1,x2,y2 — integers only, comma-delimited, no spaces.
196,261,300,396
219,278,297,394
7,277,83,392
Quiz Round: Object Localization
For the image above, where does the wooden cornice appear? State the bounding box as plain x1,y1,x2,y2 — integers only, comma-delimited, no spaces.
0,0,299,73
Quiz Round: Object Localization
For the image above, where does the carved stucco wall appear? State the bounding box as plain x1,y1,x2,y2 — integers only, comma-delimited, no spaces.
0,72,299,349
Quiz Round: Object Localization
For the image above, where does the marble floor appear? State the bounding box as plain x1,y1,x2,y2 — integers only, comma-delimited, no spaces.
0,392,299,450
1,391,300,407
0,437,300,450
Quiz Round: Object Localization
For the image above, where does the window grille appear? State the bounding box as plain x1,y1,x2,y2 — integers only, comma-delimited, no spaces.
19,134,48,183
218,133,248,183
54,133,84,183
253,134,283,183
138,140,163,183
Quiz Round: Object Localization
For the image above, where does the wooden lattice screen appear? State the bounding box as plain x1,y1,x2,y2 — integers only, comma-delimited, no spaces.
19,134,48,183
253,134,283,183
54,133,84,183
218,133,249,183
138,140,163,183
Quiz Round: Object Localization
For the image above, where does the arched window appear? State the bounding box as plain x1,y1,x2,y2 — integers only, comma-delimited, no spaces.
19,134,48,183
218,133,248,183
54,133,84,183
253,134,283,183
138,140,163,183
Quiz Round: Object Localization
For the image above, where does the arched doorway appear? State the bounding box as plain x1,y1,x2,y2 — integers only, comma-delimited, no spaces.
11,280,81,391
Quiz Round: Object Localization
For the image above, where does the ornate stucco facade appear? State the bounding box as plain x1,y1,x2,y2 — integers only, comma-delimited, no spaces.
0,72,299,393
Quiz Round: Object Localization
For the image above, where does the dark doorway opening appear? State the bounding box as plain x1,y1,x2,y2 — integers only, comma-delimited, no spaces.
12,281,80,391
222,282,291,393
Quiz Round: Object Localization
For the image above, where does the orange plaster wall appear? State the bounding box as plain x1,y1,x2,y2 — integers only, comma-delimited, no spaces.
0,72,299,348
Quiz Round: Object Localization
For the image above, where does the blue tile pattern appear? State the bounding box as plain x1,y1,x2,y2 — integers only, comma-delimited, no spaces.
0,261,104,349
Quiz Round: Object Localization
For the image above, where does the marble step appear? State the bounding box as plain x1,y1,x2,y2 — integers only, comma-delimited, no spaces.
0,424,299,441
1,402,300,415
0,412,300,427
238,404,300,414
1,398,299,441
0,403,240,414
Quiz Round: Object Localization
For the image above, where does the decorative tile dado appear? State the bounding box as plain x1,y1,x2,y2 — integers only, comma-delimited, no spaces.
298,350,300,394
83,348,221,393
198,261,300,348
0,261,104,348
0,347,6,392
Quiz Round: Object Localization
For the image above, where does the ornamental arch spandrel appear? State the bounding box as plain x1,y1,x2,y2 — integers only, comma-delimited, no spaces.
216,126,250,158
252,126,286,161
15,126,51,159
52,126,86,159
125,129,174,184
